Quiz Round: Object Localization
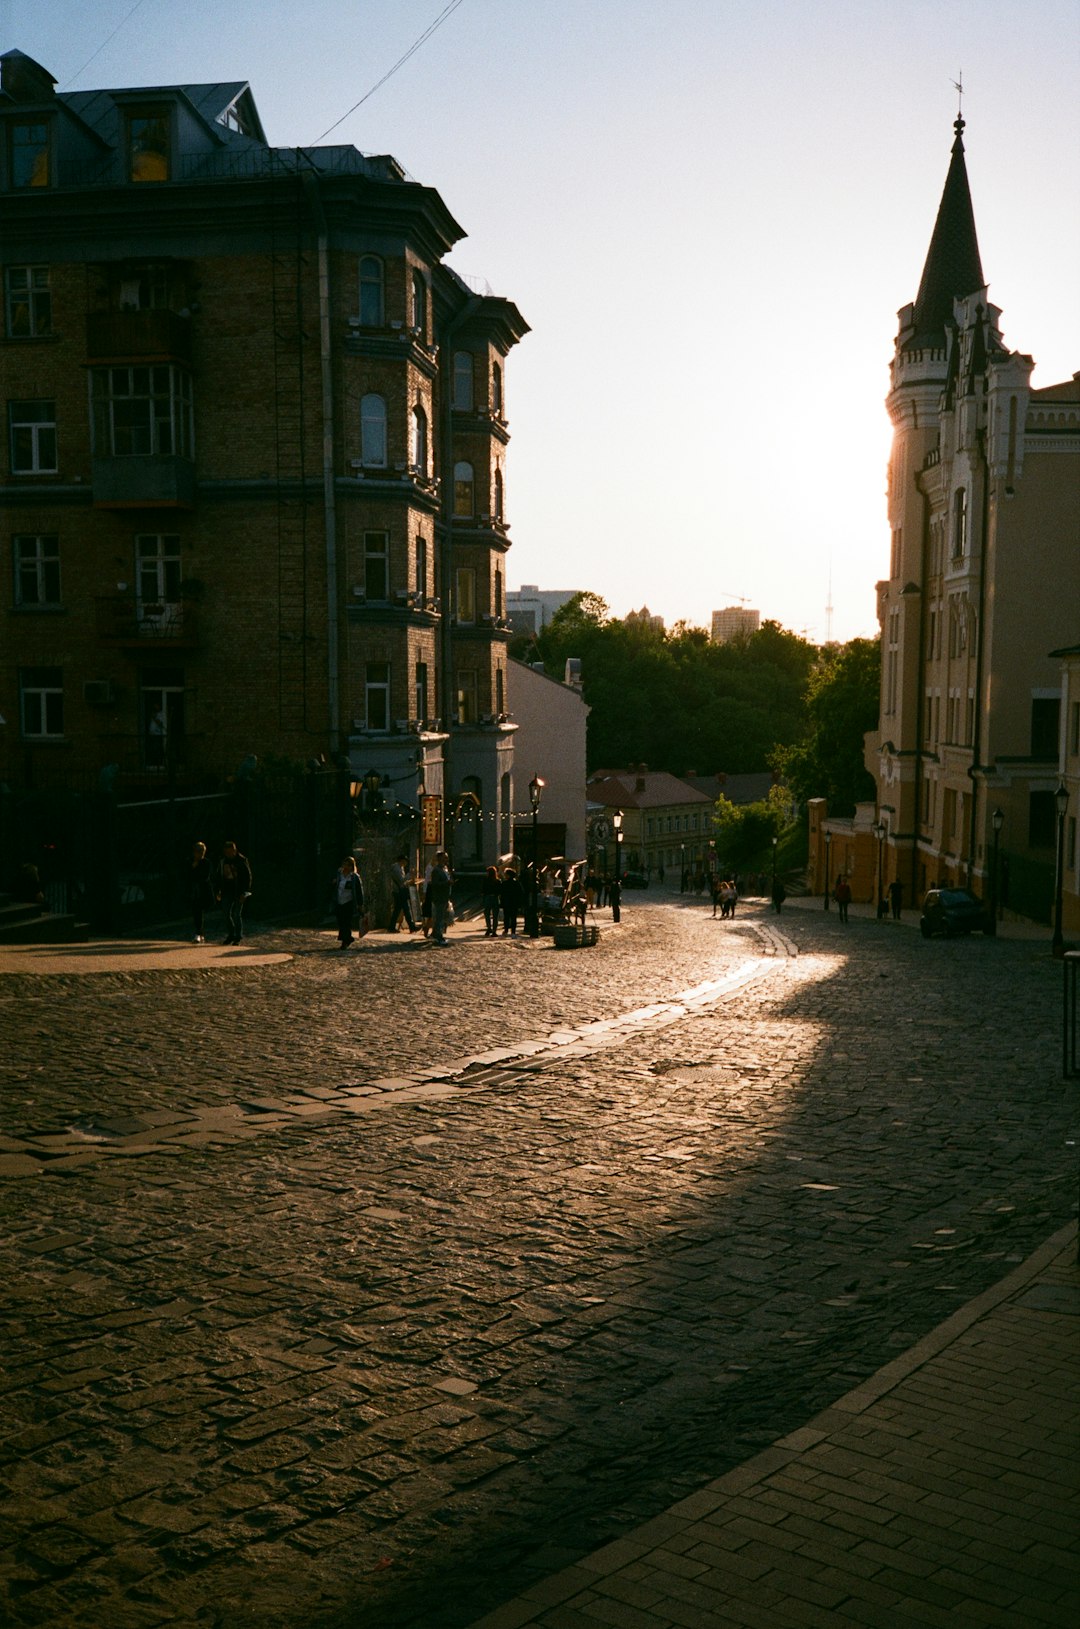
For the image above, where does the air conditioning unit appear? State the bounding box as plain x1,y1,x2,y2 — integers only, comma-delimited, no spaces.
351,717,365,730
83,680,116,706
395,588,409,600
395,719,410,732
390,319,403,330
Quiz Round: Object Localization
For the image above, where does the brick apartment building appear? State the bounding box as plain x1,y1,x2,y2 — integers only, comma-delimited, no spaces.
0,49,527,865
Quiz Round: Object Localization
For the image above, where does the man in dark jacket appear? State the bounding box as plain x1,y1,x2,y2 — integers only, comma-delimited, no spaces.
217,840,252,944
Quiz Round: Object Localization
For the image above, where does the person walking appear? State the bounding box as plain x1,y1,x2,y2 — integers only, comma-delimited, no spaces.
217,840,251,944
888,878,904,921
189,840,214,943
499,866,524,937
771,875,786,914
331,855,365,950
428,850,453,945
387,853,417,932
834,874,852,923
481,865,502,936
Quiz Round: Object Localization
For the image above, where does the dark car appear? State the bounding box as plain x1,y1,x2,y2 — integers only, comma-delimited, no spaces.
919,887,987,938
621,871,649,889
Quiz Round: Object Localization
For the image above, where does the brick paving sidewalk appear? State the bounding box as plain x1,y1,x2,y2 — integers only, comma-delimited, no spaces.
470,1223,1080,1629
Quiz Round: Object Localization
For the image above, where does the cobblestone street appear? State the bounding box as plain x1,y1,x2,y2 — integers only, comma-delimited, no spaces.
1,900,1075,1628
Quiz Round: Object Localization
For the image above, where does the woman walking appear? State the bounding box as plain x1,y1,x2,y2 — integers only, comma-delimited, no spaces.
331,855,365,950
190,841,214,944
481,865,502,936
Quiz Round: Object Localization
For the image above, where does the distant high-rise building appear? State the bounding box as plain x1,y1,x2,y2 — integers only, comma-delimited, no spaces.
711,606,760,643
506,585,578,637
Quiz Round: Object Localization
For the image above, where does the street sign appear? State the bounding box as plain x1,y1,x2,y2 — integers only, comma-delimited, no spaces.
421,794,441,845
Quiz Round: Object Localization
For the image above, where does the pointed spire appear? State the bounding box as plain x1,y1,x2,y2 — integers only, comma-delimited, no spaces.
909,118,985,347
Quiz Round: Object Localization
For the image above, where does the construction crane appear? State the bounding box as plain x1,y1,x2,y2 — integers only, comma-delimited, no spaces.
719,591,750,606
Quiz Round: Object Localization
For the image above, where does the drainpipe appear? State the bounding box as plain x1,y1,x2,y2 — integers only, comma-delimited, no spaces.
300,161,340,747
437,294,481,799
966,427,991,888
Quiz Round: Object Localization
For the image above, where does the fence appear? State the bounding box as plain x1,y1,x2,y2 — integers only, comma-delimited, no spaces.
0,769,354,935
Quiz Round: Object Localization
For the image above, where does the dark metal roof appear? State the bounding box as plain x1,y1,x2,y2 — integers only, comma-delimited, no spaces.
909,119,985,348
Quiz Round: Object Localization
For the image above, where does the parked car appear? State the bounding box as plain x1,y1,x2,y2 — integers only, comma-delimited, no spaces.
621,871,649,889
919,887,987,938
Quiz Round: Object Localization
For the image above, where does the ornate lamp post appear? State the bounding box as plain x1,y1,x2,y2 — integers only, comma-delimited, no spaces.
823,828,832,910
526,774,545,939
771,834,778,902
988,806,1004,937
680,843,686,893
612,808,623,923
872,819,885,916
1053,782,1069,958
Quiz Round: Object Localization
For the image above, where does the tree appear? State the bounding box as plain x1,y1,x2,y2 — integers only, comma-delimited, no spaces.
772,638,880,815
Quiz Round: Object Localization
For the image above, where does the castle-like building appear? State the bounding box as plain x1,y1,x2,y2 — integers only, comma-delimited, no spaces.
864,115,1080,924
0,49,527,863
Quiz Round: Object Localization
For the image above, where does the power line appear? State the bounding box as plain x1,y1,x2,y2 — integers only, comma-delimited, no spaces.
312,0,466,144
61,0,152,90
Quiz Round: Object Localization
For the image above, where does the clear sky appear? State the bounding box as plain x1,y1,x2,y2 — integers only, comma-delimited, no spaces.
6,0,1078,643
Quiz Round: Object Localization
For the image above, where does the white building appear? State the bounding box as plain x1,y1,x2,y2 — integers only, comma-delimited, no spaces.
711,606,761,643
506,585,579,638
508,659,589,859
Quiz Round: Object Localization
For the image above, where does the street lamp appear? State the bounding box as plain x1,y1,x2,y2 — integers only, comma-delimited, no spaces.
771,833,778,904
1053,782,1069,958
823,828,832,910
612,808,623,923
988,806,1004,937
872,820,885,917
680,843,686,893
526,774,545,938
364,768,383,815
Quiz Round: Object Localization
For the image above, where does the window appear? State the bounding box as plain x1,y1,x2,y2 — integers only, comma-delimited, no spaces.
136,535,181,612
91,366,193,457
411,270,427,334
9,121,51,188
495,667,504,716
141,674,184,768
494,467,504,521
456,567,476,624
415,535,428,599
952,487,967,559
890,527,901,578
453,460,474,517
360,393,387,466
365,662,390,731
494,567,503,616
452,351,474,412
20,667,63,738
1031,697,1060,759
128,112,170,182
456,668,477,725
492,361,503,415
411,404,427,476
415,661,428,724
5,266,51,337
364,531,389,601
359,256,383,326
14,535,60,606
9,400,57,473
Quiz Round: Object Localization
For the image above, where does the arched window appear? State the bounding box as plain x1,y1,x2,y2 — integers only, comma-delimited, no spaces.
453,460,474,517
360,393,387,466
493,467,504,521
491,361,503,415
411,404,428,475
359,256,384,326
952,487,967,559
452,350,474,412
411,269,427,334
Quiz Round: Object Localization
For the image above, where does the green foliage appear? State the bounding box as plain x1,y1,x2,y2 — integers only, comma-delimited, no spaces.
534,598,817,775
712,793,784,871
772,637,880,816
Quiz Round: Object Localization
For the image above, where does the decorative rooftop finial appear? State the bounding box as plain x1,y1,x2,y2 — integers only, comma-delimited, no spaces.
952,71,964,140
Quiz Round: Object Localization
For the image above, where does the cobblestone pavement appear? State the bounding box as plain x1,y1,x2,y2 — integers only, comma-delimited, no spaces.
1,902,1075,1627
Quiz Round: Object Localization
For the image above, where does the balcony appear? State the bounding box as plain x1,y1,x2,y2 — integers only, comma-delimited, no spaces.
96,596,198,649
92,455,196,509
86,309,192,365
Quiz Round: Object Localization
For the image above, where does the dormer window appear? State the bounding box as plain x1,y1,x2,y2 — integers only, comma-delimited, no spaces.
127,111,171,182
8,120,51,188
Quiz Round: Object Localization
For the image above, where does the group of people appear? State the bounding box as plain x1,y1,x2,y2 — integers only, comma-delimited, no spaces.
330,849,455,950
480,865,527,937
189,839,252,944
712,876,739,918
